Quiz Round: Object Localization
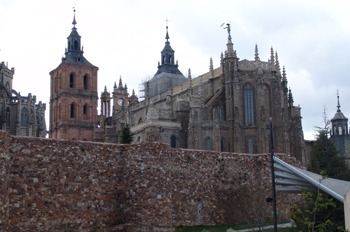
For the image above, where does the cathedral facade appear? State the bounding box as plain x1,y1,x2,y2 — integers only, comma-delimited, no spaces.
0,61,46,137
94,24,305,162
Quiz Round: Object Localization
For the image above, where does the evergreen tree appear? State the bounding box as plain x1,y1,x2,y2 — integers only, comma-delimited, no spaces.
120,123,133,144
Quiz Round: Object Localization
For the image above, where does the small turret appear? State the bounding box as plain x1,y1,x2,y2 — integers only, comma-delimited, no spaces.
331,91,348,137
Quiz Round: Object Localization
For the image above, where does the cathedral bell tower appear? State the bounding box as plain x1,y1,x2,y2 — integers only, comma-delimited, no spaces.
49,9,98,141
112,77,129,115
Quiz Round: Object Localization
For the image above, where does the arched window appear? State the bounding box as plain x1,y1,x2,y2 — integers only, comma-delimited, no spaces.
334,126,337,136
244,84,254,125
21,107,27,127
339,125,343,135
217,100,222,121
6,107,10,126
138,118,143,124
70,73,74,88
206,138,211,150
70,104,75,118
171,135,176,148
169,55,172,64
138,136,142,143
83,75,88,90
74,40,78,50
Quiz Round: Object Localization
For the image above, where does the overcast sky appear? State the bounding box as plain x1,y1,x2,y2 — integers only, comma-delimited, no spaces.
1,0,350,140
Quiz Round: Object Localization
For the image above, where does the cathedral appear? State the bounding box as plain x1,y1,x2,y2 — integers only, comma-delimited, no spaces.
49,13,305,162
0,61,46,137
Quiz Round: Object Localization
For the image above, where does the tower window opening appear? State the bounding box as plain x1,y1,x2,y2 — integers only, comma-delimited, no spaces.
169,55,172,64
339,125,343,135
83,104,87,115
74,41,78,50
70,73,74,88
70,104,75,118
84,75,88,90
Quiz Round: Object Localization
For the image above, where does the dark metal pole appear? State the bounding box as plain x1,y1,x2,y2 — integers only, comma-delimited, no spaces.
270,117,277,232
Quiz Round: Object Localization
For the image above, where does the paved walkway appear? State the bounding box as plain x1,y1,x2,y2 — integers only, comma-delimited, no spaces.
234,222,294,231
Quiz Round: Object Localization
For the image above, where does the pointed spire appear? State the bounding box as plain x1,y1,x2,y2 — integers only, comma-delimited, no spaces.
220,52,224,64
337,90,341,112
118,76,123,89
255,44,260,61
165,26,169,41
124,83,127,90
210,57,213,71
72,8,77,28
188,68,192,92
132,89,135,96
114,82,117,90
275,52,281,75
270,47,275,64
104,85,107,92
282,66,287,82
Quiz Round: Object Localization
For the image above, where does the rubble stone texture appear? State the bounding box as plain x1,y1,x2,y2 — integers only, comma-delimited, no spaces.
1,131,301,231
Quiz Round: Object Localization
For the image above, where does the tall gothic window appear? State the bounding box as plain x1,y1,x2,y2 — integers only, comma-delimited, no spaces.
217,100,222,121
339,125,343,135
244,84,254,124
248,139,253,154
221,138,224,152
206,138,211,150
21,107,27,127
171,135,176,148
6,107,10,126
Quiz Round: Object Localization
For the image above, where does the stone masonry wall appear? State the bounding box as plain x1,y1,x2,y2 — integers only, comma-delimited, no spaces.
2,131,301,231
0,131,10,231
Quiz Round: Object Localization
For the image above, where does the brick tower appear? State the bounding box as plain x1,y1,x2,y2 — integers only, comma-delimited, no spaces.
49,10,98,141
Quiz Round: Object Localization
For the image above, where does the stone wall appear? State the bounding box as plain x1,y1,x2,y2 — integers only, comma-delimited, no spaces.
1,131,301,231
